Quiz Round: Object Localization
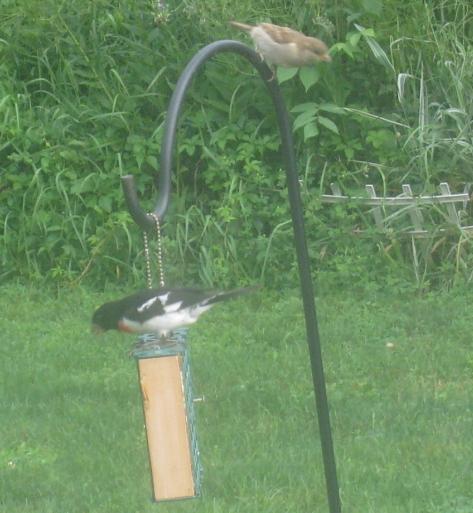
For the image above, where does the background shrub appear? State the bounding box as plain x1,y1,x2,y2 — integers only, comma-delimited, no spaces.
1,0,472,289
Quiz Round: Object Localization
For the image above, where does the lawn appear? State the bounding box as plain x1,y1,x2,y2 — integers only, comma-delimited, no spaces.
1,283,472,513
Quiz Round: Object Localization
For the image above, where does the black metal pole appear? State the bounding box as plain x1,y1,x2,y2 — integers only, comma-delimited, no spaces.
121,40,341,513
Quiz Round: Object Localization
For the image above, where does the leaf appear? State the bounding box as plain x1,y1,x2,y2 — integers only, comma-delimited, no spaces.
397,73,413,102
354,24,393,71
318,103,345,115
366,129,397,149
98,196,113,213
366,38,394,71
329,41,354,58
349,32,362,47
299,67,320,92
338,41,355,59
146,155,158,170
291,102,319,114
293,110,316,131
362,28,376,37
317,116,340,135
277,67,298,84
303,122,319,141
344,146,355,159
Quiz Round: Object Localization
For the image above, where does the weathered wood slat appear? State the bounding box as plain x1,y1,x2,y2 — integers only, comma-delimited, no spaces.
438,182,461,224
402,184,425,232
321,182,469,206
365,184,384,230
320,182,472,237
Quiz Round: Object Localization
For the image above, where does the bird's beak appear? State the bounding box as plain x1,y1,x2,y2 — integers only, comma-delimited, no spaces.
91,324,104,335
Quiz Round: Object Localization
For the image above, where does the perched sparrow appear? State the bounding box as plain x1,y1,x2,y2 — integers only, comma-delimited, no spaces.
230,21,331,68
92,286,258,337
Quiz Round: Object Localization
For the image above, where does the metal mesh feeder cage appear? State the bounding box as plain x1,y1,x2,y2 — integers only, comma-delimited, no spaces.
133,329,202,502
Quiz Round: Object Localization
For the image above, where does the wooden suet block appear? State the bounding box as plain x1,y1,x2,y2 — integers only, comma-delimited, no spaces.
138,354,196,501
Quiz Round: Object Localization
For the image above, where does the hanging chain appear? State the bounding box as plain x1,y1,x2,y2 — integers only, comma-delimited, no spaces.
143,230,153,290
150,212,165,288
142,213,165,290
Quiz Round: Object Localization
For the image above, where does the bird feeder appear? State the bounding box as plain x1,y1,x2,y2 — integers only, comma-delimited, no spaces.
133,329,202,502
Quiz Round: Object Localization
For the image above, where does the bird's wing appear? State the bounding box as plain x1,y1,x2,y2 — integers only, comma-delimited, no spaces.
123,288,217,322
260,23,329,57
121,286,258,323
301,36,329,55
122,289,167,322
259,23,303,45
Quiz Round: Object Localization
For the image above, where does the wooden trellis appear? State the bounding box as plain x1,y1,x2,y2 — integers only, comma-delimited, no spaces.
320,182,473,237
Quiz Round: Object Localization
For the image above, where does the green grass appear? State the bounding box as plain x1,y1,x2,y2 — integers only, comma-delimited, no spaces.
1,284,473,513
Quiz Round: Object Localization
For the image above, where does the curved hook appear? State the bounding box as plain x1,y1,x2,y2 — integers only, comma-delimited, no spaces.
121,40,272,231
121,39,341,513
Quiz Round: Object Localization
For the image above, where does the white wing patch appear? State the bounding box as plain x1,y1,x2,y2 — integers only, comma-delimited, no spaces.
163,300,183,313
137,292,182,314
137,296,159,312
157,292,170,304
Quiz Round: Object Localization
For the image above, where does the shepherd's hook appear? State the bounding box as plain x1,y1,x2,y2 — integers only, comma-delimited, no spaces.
121,39,341,513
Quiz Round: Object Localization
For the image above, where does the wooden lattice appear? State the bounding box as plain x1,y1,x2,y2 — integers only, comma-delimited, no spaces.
320,182,473,238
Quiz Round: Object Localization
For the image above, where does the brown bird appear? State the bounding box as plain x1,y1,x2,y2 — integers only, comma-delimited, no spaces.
230,21,331,68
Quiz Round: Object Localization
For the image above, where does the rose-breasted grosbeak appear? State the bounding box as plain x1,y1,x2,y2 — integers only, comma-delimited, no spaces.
92,286,257,337
230,21,331,68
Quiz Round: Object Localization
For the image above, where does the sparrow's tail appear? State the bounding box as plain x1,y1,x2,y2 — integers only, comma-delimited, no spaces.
229,21,254,32
205,285,260,306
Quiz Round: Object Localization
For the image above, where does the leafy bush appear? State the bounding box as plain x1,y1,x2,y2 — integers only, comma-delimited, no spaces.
1,0,473,289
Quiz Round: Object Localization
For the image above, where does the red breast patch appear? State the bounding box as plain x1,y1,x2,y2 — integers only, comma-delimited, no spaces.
118,320,135,333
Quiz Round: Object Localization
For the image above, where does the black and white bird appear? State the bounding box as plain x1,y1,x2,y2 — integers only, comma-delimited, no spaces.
91,286,257,337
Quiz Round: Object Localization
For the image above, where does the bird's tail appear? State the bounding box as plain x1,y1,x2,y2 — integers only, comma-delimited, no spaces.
229,21,254,32
205,285,260,306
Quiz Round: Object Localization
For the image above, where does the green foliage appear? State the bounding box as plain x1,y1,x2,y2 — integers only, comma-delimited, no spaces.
1,0,473,289
291,102,343,141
